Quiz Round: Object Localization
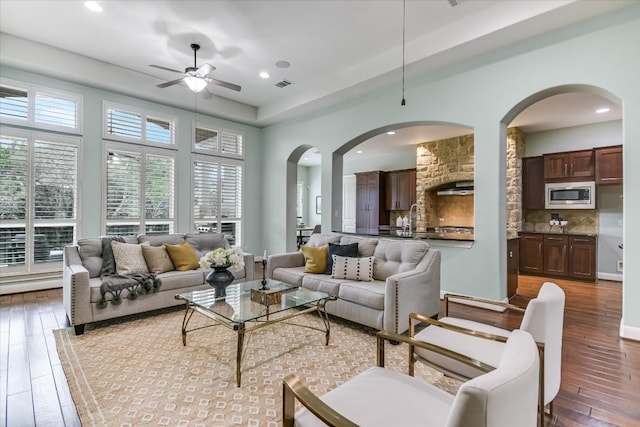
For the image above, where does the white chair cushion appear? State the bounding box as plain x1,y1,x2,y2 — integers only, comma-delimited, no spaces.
294,367,455,427
413,317,509,379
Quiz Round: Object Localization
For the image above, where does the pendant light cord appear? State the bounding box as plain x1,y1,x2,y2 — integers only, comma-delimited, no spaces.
401,0,406,106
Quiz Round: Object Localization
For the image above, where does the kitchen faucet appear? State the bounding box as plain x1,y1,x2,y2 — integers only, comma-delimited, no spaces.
409,203,420,236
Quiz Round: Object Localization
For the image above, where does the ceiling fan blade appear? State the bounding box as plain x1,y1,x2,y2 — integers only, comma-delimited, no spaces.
149,64,184,74
156,78,184,89
195,63,215,77
204,77,241,92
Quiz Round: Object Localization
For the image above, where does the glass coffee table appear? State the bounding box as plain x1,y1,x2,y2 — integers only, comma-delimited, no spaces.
175,279,335,387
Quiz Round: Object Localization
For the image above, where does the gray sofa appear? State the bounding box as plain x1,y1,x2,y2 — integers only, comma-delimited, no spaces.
267,234,441,334
63,233,254,335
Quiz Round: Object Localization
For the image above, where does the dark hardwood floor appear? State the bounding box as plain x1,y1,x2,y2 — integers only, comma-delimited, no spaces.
0,275,638,426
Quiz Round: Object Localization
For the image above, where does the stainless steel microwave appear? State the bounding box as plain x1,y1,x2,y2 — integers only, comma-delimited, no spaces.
545,181,596,209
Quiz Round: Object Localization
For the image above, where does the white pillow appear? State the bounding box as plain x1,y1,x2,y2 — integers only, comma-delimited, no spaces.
331,255,374,282
111,241,149,275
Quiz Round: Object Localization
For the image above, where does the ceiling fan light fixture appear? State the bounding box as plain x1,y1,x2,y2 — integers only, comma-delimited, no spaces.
185,76,207,93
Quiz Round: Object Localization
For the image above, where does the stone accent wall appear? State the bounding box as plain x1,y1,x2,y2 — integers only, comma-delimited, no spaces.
416,134,474,230
506,128,526,239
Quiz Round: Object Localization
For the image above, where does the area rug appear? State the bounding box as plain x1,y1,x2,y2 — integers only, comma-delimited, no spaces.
54,308,461,426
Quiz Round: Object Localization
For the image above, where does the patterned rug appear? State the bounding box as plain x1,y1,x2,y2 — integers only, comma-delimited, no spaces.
54,307,461,426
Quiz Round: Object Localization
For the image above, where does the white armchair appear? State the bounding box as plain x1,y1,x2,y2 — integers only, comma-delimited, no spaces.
409,282,565,426
283,329,540,427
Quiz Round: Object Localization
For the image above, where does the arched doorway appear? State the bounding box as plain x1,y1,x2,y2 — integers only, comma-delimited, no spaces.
502,83,623,300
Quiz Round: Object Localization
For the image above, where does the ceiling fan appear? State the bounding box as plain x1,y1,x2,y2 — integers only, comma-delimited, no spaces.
150,43,241,93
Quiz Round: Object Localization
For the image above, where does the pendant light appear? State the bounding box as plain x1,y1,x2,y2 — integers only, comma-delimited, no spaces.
401,0,406,106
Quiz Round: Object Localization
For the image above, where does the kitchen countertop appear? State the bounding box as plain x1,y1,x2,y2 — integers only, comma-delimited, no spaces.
338,230,475,242
518,231,598,237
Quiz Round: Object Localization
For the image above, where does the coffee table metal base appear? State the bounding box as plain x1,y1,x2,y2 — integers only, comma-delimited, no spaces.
179,299,332,387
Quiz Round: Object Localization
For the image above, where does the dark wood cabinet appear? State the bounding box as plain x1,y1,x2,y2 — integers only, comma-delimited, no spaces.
543,235,569,277
522,156,545,210
595,145,623,185
544,149,594,182
355,171,388,235
519,233,543,274
569,235,597,281
507,238,519,298
519,232,596,281
386,169,416,210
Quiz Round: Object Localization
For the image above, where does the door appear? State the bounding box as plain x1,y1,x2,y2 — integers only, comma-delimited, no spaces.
544,235,569,276
342,175,356,233
519,234,543,274
569,236,597,280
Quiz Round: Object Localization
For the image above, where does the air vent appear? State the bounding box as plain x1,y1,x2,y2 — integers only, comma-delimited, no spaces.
275,80,293,88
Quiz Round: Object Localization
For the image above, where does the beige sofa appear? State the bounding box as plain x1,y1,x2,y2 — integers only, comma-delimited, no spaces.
267,234,441,334
63,233,254,335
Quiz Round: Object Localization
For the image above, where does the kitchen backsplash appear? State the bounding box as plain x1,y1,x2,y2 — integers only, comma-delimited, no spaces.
522,209,599,234
435,195,474,228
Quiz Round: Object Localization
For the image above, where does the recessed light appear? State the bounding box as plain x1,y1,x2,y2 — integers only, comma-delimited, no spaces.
356,150,363,154
596,107,610,114
386,131,396,135
303,157,309,160
84,1,103,12
259,71,270,79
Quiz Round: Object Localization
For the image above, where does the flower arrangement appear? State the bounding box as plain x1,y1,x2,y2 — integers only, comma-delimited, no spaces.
199,247,245,272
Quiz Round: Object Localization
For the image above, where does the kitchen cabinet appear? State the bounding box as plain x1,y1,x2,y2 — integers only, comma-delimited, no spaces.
386,169,416,210
355,171,388,235
518,232,596,281
568,235,597,281
544,149,594,181
519,233,543,274
595,145,623,185
543,235,569,277
522,156,545,210
507,238,519,298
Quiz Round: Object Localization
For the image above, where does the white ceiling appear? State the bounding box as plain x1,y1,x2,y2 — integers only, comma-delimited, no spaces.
0,0,626,165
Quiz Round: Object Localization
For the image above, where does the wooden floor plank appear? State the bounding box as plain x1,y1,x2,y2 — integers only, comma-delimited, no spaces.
1,274,639,426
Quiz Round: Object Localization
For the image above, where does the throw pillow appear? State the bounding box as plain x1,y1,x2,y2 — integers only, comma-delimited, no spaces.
325,242,359,274
331,255,374,282
141,244,175,274
301,244,329,273
165,242,200,271
111,241,149,275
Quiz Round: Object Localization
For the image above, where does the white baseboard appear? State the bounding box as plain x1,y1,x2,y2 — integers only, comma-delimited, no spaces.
619,320,640,342
0,278,62,295
439,290,507,312
598,272,623,282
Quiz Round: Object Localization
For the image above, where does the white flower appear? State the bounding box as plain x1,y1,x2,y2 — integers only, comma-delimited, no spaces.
199,247,245,272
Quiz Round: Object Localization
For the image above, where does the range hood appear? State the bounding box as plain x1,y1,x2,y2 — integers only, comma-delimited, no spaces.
436,181,474,196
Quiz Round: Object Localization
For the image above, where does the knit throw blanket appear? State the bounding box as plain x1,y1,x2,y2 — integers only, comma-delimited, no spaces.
97,236,161,309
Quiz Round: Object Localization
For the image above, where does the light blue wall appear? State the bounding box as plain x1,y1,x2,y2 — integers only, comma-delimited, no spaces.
597,185,624,276
343,146,416,174
0,66,264,255
260,7,640,337
525,120,622,156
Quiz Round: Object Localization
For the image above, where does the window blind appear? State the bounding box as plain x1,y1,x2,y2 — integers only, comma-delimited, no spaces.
107,150,142,220
0,135,28,220
194,126,219,152
145,154,174,220
220,131,242,156
0,85,28,122
34,139,77,219
193,160,219,220
105,103,175,145
35,91,78,129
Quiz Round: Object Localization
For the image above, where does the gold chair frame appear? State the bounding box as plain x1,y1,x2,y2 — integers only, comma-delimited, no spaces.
283,329,502,427
409,294,548,427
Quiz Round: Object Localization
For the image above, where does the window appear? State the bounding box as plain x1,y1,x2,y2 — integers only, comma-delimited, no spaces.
193,155,243,247
104,102,175,145
193,123,243,158
105,144,175,236
0,128,79,274
1,78,82,134
296,181,304,219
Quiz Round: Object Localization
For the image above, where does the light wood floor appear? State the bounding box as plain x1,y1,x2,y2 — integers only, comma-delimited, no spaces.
0,275,638,426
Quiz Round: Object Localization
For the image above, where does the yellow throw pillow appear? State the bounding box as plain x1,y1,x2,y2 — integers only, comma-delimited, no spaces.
165,242,200,271
301,244,328,273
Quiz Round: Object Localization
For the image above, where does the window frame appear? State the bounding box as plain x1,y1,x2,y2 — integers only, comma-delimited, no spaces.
191,152,244,248
0,77,83,135
192,121,244,160
102,101,177,148
102,141,177,237
0,126,81,277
